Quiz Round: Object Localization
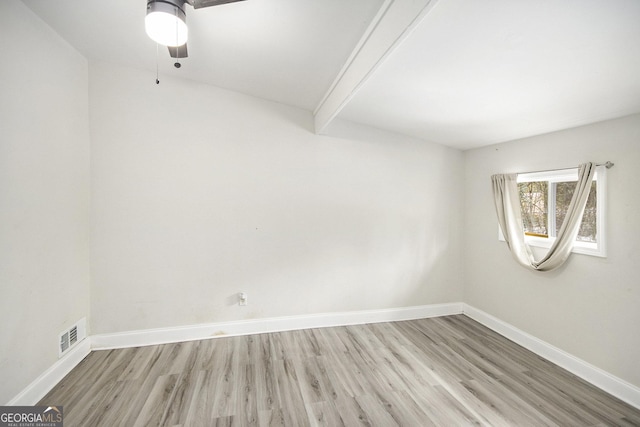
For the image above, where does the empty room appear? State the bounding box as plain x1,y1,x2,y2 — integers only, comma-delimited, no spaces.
1,0,639,425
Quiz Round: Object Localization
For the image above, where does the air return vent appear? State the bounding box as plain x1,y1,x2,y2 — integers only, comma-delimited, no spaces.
58,318,86,358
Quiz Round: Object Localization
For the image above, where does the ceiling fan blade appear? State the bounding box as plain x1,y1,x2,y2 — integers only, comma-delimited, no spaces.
168,43,188,58
190,0,246,9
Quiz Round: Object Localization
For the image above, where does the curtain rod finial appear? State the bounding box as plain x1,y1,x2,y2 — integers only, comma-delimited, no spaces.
605,161,614,169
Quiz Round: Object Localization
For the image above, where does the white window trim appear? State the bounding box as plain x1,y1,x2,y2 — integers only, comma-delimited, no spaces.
498,165,607,258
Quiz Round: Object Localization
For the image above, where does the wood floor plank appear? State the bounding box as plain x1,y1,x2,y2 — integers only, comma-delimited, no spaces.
424,384,485,426
523,368,631,426
82,379,145,426
322,349,372,399
182,370,216,426
461,378,557,426
305,400,344,427
117,345,162,382
293,356,337,404
274,358,310,427
254,356,282,412
39,315,640,426
133,373,181,427
353,394,399,426
257,408,285,427
209,351,240,419
61,377,120,426
365,322,413,350
236,363,259,427
333,395,375,426
157,371,201,426
494,372,596,426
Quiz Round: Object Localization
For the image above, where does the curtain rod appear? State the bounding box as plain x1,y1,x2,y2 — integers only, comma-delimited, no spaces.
517,161,614,176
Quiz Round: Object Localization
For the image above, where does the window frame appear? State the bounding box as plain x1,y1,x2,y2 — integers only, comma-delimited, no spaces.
498,165,607,258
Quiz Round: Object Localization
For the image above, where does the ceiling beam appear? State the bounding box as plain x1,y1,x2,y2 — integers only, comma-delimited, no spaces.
313,0,440,134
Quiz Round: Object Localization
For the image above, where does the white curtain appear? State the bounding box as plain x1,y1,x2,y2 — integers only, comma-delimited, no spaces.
491,162,596,271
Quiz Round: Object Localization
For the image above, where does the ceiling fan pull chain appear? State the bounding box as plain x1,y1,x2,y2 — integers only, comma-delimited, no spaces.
174,7,181,69
156,43,160,84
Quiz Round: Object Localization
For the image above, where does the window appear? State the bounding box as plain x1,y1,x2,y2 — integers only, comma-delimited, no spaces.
499,165,607,257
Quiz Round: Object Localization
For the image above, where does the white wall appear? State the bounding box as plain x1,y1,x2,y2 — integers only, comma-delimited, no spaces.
89,62,464,334
0,1,90,404
464,114,640,388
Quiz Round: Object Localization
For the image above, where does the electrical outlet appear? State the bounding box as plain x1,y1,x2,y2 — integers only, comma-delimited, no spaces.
238,292,247,306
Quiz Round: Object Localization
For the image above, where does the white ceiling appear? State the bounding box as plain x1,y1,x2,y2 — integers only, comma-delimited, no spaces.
21,0,640,150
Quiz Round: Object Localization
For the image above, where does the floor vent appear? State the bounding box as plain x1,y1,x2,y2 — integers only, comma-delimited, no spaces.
59,318,87,358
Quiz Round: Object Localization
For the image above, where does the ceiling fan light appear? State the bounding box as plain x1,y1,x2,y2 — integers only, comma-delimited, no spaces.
145,1,188,47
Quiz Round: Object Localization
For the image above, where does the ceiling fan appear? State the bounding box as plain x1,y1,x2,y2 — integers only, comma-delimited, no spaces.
145,0,246,60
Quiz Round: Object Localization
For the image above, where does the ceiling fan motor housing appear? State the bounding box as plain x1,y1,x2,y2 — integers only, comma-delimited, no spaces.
147,0,187,16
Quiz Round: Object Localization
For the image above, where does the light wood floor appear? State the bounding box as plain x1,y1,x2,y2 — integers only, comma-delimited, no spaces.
39,315,640,426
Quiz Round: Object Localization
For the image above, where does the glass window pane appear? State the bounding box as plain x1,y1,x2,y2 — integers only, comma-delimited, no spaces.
518,181,548,237
555,181,597,242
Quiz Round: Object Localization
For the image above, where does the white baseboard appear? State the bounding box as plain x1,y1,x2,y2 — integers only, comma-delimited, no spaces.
8,303,462,405
91,302,464,350
463,304,640,410
7,338,91,406
11,302,639,411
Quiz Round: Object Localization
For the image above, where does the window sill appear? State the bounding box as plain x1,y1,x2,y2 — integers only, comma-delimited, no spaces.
498,229,606,258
